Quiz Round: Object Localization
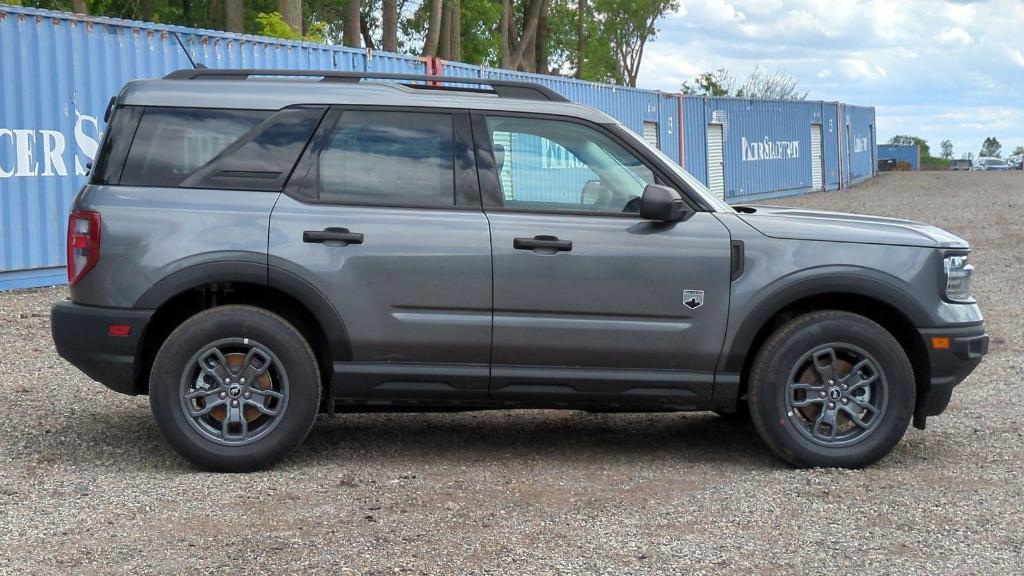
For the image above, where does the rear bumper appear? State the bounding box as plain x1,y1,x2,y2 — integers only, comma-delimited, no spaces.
916,323,989,420
51,301,153,396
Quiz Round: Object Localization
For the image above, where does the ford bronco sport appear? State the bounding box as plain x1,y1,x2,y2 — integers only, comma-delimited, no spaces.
51,69,989,471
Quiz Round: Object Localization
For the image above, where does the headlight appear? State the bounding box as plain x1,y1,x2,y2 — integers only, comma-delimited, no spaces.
944,254,974,302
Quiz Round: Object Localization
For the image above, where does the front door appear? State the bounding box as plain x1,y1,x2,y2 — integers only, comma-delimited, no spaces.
473,113,732,406
270,108,492,399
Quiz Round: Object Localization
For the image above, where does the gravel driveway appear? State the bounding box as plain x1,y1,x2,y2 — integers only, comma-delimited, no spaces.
1,172,1021,574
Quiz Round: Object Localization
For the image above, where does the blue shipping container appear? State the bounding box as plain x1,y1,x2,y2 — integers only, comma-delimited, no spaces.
876,144,920,170
0,5,877,290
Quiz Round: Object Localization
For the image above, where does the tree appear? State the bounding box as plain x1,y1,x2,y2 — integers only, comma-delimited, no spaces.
72,0,88,14
382,0,398,51
681,68,734,96
1011,146,1024,156
575,0,585,78
979,137,1002,158
277,0,302,35
940,139,953,160
682,66,805,100
422,0,443,55
888,135,931,159
225,0,243,32
735,65,806,100
343,0,361,46
594,0,678,86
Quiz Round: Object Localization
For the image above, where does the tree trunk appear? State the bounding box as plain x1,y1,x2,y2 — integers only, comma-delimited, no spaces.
360,14,376,50
140,0,154,21
499,0,512,68
277,0,302,36
382,0,398,52
225,0,243,32
209,0,224,29
72,0,88,14
421,0,443,56
508,0,543,70
343,0,361,47
534,0,548,74
575,0,585,78
438,2,451,60
182,0,194,27
450,0,461,62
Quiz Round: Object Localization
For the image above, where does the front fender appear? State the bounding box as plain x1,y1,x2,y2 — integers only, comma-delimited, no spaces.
717,265,932,374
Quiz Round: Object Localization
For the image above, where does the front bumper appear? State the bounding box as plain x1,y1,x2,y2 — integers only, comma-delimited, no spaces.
915,323,989,425
51,301,153,395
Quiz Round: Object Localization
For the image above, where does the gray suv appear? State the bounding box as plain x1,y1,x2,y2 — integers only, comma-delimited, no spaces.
51,69,988,471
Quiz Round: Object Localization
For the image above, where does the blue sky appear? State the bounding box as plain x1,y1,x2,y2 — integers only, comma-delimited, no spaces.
636,0,1024,158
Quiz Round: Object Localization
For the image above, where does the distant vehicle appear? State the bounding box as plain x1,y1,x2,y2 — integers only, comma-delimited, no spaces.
972,157,1009,171
949,159,973,171
1007,155,1023,170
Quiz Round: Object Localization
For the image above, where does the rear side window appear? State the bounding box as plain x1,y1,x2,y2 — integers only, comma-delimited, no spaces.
317,111,455,207
120,108,269,187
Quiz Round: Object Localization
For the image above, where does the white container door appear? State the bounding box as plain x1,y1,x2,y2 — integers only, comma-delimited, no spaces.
642,121,659,148
811,123,824,191
706,123,725,199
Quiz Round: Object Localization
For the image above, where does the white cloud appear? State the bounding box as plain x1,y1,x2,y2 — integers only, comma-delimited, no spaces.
936,26,974,46
639,0,1024,152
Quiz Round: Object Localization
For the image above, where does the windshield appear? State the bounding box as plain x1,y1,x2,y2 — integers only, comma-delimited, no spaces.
613,123,735,212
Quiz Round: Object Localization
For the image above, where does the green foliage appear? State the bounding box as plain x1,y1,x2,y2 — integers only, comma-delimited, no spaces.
1009,146,1024,156
888,135,931,159
979,136,1001,158
254,11,325,42
940,139,953,160
681,68,734,96
921,156,950,170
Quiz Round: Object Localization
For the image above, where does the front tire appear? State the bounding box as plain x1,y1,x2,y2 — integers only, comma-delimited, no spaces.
149,306,320,472
748,311,915,468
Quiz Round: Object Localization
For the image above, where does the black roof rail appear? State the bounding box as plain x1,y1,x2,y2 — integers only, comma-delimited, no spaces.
161,68,570,102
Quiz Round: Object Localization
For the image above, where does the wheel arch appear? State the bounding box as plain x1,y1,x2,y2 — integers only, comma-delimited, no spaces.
132,261,350,397
722,272,931,408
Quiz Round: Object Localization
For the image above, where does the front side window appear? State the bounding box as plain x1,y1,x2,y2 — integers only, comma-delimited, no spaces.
121,107,269,187
318,111,455,207
484,116,655,213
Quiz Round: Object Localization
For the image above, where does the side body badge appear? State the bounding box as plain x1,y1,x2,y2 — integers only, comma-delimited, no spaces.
683,289,704,310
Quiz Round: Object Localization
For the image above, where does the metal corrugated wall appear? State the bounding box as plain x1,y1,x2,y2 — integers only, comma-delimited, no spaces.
876,144,920,170
0,5,877,290
842,104,877,185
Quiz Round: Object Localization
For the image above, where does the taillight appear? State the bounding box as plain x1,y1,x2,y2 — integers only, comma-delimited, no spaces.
67,210,101,287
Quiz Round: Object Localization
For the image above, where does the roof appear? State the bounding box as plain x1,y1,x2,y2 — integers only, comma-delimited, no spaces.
118,77,616,124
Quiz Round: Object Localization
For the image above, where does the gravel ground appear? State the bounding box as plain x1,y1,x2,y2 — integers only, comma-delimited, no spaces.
1,171,1022,575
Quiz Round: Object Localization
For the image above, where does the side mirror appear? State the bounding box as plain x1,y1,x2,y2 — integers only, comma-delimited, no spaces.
639,184,689,222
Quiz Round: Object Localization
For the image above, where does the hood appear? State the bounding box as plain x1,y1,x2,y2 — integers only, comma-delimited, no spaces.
734,205,969,249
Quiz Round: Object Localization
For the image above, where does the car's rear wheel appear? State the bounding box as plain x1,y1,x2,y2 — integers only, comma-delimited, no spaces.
748,311,914,468
149,306,320,472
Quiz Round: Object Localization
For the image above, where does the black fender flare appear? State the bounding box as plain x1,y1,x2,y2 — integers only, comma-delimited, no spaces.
717,267,932,375
133,259,351,361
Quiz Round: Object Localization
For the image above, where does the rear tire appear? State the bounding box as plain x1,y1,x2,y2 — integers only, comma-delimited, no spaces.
748,311,914,468
149,305,320,472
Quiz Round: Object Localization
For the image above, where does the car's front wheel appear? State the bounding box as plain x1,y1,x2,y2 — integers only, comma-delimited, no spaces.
748,311,915,468
149,305,320,472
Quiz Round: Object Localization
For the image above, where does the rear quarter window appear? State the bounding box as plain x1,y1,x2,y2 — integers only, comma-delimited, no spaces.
120,108,270,187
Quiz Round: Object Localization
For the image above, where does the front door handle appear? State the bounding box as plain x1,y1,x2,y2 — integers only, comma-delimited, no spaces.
513,235,572,252
303,227,364,245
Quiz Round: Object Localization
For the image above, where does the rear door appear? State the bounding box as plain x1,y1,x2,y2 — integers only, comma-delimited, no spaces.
269,107,492,399
473,113,732,406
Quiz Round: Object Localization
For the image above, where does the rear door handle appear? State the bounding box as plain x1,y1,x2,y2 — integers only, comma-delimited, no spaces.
513,235,572,252
303,227,364,245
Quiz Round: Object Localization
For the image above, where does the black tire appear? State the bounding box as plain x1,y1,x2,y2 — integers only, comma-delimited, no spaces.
748,311,914,468
149,305,320,472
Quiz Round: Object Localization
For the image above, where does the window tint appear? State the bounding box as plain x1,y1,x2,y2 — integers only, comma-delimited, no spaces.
182,106,325,191
90,105,142,185
485,116,655,214
318,111,454,206
121,108,269,187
